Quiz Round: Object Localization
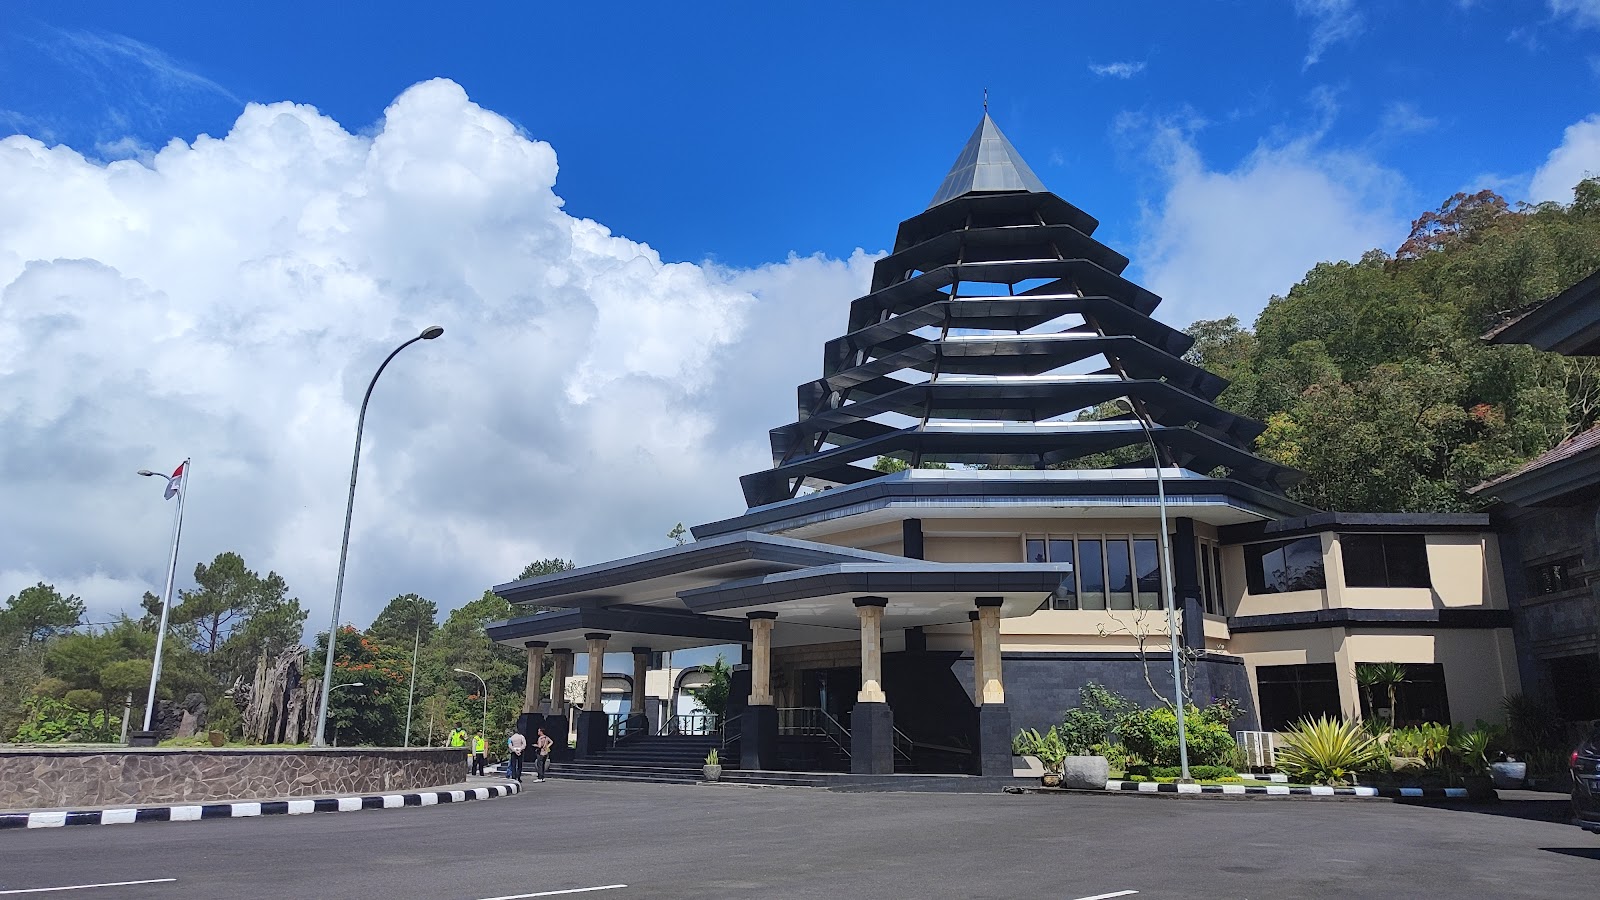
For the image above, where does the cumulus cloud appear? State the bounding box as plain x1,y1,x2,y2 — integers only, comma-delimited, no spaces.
1529,114,1600,202
1549,0,1600,28
1126,114,1409,328
1088,61,1147,79
1379,102,1438,136
1294,0,1365,68
0,79,876,629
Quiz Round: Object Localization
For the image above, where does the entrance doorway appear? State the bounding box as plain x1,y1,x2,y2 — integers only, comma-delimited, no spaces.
801,667,860,727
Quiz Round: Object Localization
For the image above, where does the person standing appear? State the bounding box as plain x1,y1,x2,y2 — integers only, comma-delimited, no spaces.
534,727,553,782
508,730,527,781
471,732,487,777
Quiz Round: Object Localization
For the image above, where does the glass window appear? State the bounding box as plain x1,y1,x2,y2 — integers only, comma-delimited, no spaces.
1356,662,1452,726
1049,540,1076,610
1025,538,1047,564
1133,539,1161,610
1256,663,1342,731
1244,536,1326,595
1106,539,1133,610
1199,542,1216,615
1211,546,1225,615
1526,557,1580,596
1341,534,1431,589
1079,540,1106,610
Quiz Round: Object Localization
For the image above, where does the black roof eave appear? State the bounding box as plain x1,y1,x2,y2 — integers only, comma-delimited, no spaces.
1486,268,1600,354
1217,511,1491,545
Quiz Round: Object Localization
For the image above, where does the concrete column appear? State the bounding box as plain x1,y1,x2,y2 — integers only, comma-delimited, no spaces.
575,632,611,758
973,597,1012,777
522,642,547,714
546,648,573,760
968,611,985,706
976,598,1005,704
855,598,888,703
743,612,780,770
851,596,894,775
748,614,776,706
630,647,650,718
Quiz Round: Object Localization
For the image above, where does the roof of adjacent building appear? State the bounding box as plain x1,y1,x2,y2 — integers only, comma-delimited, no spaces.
1470,423,1600,506
926,113,1048,209
1484,267,1600,355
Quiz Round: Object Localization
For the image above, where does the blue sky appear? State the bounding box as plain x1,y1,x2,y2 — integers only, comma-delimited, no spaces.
5,1,1597,270
1,1,1597,632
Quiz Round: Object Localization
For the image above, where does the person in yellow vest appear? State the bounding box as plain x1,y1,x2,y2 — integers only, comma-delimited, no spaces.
471,732,487,777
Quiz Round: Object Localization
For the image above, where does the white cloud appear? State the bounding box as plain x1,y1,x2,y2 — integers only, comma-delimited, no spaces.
1127,115,1410,328
1529,114,1600,202
1550,0,1600,28
1294,0,1365,68
1088,61,1147,79
0,79,876,630
1379,101,1438,136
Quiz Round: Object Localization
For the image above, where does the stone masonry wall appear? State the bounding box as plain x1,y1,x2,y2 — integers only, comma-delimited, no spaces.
0,747,469,810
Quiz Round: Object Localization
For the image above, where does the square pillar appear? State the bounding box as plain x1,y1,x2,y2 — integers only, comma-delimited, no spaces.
575,632,610,758
1175,517,1205,650
629,647,651,734
968,611,984,706
974,597,1012,777
851,596,894,774
518,641,548,741
546,648,573,760
743,612,780,770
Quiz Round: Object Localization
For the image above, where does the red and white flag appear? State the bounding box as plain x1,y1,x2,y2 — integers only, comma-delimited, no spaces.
164,462,186,500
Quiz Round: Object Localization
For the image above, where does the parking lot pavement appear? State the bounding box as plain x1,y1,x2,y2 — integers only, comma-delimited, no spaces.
0,780,1595,899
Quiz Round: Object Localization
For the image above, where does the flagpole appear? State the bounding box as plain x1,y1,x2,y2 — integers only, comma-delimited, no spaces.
140,457,189,736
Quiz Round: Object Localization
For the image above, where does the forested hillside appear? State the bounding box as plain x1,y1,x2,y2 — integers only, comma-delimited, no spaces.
1187,178,1600,513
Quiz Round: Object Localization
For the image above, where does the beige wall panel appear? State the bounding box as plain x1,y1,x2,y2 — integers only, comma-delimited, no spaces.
924,536,1024,563
1232,588,1328,617
1343,629,1521,726
1002,608,1177,637
806,521,905,553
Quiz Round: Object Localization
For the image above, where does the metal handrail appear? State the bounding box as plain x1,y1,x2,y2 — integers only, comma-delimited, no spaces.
719,713,743,752
891,725,915,763
778,706,851,758
660,712,718,736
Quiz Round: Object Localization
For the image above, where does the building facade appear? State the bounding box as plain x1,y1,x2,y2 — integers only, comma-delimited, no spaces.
487,114,1520,775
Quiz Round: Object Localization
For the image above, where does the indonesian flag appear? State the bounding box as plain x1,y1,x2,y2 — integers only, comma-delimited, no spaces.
164,462,186,500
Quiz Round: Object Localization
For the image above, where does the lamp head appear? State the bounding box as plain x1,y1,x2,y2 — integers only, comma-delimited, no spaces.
136,470,158,477
420,325,444,340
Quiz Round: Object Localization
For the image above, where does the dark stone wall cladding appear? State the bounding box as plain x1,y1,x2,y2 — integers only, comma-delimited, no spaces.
0,747,469,810
948,654,1260,735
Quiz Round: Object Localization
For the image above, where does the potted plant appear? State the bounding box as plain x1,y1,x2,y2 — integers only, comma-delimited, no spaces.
1490,753,1527,790
703,748,722,783
1035,727,1068,788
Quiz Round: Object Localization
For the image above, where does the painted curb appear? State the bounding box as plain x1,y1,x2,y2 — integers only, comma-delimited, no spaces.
0,781,520,829
1105,780,1469,799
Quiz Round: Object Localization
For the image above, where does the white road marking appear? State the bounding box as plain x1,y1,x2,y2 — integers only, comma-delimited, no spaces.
1070,892,1138,900
475,886,628,899
0,879,178,895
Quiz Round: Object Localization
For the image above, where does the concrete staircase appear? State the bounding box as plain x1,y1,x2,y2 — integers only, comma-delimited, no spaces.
497,734,827,787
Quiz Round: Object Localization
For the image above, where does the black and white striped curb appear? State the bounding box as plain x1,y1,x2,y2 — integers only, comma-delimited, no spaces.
0,781,520,829
1105,780,1468,798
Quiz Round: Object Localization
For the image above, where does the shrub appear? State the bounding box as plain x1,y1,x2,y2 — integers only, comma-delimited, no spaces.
1276,716,1383,785
1456,726,1494,773
1058,682,1138,754
1013,727,1045,757
1035,727,1068,774
1120,705,1237,768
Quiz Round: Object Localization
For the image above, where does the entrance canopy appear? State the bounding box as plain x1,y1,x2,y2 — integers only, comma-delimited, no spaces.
486,532,1061,653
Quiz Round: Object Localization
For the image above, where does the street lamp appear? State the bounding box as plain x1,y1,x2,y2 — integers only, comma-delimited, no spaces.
1110,396,1192,782
133,459,191,743
403,620,421,747
313,325,445,747
454,667,488,740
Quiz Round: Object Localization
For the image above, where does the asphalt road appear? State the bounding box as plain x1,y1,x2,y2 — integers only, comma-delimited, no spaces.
0,781,1594,899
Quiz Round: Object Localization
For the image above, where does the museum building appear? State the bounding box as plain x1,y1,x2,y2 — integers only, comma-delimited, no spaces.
485,114,1521,776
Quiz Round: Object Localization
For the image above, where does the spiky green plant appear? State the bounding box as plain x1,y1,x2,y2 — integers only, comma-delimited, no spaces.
1034,726,1068,774
1276,716,1384,786
704,748,718,767
1455,727,1494,773
1012,727,1045,757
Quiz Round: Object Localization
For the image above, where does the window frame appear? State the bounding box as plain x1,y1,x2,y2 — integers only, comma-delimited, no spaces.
1024,532,1165,611
1339,532,1432,590
1243,535,1327,595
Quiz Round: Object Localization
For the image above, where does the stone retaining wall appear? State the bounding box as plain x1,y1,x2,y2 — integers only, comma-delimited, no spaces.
0,746,469,810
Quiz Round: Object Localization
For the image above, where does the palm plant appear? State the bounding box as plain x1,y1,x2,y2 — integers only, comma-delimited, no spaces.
1364,662,1409,725
1455,727,1494,773
1276,715,1384,786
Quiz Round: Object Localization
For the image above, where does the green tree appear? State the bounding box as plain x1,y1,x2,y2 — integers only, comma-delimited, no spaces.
688,655,732,725
0,583,85,645
171,552,307,687
368,594,438,647
518,559,575,580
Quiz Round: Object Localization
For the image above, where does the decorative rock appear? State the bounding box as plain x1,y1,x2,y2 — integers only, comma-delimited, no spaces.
1060,755,1109,790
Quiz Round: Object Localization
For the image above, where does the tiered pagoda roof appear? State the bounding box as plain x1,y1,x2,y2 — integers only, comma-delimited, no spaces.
739,113,1301,508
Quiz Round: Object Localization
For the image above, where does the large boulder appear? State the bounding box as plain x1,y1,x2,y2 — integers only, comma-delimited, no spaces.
1061,755,1109,790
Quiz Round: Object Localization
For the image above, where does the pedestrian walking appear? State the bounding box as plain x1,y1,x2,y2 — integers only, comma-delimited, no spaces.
472,732,487,777
534,726,553,782
508,730,526,781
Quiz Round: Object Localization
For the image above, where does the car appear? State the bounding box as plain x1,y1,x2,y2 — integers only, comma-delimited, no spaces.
1573,724,1600,834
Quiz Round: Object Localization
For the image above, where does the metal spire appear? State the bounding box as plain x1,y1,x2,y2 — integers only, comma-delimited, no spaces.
926,110,1048,209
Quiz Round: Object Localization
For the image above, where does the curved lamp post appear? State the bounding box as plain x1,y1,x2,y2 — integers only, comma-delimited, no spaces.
134,460,190,740
313,325,444,747
1111,396,1192,782
454,667,488,741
